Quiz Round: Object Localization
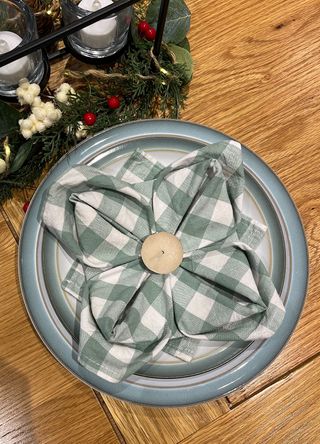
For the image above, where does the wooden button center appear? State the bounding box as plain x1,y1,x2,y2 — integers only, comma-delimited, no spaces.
141,232,183,274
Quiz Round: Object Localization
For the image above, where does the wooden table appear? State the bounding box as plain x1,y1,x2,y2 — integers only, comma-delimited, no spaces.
1,0,319,442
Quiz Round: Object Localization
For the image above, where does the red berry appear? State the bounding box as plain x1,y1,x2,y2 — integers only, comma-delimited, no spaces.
22,201,30,213
145,27,156,41
138,21,150,35
107,96,121,109
83,112,96,126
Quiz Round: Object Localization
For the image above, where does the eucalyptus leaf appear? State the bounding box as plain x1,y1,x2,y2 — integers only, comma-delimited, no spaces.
0,101,20,138
147,0,191,44
177,37,190,51
168,43,193,82
9,140,34,174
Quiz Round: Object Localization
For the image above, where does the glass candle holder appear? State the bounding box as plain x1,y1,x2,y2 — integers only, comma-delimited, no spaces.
61,0,132,63
0,0,49,99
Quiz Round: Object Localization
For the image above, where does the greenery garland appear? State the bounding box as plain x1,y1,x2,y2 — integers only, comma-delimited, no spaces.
0,0,192,204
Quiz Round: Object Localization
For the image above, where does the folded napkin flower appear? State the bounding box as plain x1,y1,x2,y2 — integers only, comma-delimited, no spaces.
43,141,285,382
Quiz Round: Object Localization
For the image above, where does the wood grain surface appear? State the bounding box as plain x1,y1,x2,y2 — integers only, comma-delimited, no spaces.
1,0,320,442
182,0,320,405
181,354,320,444
101,395,229,444
0,212,120,444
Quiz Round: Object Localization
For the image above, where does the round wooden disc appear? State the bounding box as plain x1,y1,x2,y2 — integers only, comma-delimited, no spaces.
141,232,184,274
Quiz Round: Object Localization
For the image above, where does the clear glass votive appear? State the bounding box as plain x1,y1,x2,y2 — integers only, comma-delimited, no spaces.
0,0,48,98
61,0,132,63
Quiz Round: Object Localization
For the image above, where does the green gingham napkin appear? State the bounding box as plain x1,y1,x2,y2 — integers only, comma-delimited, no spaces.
43,141,285,382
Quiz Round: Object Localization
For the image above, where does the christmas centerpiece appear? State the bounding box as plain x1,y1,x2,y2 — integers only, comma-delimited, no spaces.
0,0,193,204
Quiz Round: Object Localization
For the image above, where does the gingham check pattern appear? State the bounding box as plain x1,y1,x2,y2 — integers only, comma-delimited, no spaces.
43,141,285,382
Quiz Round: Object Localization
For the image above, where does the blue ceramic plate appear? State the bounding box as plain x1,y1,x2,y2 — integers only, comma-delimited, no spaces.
19,120,308,406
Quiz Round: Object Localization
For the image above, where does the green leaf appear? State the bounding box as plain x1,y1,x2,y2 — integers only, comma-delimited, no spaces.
147,0,191,44
9,140,34,174
177,37,190,51
130,19,140,46
0,101,20,138
168,43,193,82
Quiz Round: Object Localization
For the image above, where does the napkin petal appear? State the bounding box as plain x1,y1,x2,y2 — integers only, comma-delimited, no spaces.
43,165,156,263
152,149,218,233
151,141,243,244
71,193,141,268
229,242,286,340
174,142,244,251
168,268,262,343
177,244,285,341
78,260,173,382
176,161,237,252
117,148,266,250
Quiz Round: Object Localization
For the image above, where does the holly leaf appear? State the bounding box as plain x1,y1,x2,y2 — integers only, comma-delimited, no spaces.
168,43,193,82
9,140,34,174
147,0,191,44
0,101,20,138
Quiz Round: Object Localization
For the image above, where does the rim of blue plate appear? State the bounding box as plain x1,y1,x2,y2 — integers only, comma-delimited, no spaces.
18,119,309,407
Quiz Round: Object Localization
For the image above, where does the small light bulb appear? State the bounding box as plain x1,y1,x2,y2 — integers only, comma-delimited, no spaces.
160,68,170,76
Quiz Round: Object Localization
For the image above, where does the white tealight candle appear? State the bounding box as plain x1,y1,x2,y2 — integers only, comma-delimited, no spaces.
78,0,117,49
0,31,30,84
141,232,184,275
